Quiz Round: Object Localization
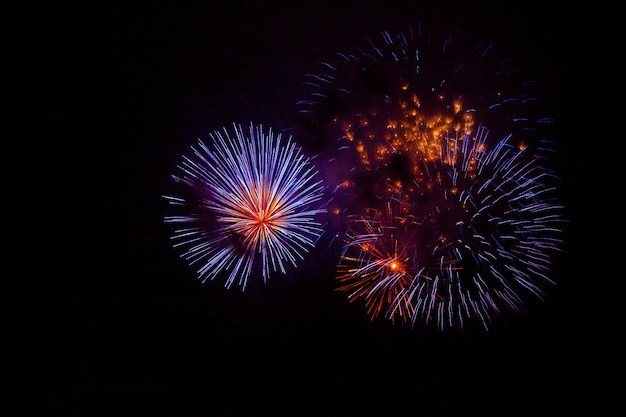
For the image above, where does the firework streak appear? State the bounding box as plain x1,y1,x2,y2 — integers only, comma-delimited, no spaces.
164,123,326,290
298,26,565,330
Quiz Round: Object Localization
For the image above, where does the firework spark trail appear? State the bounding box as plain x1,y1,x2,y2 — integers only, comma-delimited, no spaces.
298,26,565,330
164,123,326,290
337,198,420,323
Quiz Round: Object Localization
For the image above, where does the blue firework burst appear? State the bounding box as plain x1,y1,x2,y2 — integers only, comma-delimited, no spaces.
163,123,326,290
338,128,565,331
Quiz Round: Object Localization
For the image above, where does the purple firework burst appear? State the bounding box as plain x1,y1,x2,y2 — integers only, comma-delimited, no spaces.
164,123,326,290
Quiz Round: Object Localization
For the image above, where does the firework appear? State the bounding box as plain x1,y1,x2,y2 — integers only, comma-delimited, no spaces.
298,26,565,330
163,123,326,290
297,25,557,222
338,128,565,331
337,197,425,324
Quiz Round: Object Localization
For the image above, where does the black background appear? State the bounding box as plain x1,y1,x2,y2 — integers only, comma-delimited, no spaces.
5,1,598,415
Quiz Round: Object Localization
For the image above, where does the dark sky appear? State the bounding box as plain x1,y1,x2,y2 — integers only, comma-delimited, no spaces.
6,2,597,415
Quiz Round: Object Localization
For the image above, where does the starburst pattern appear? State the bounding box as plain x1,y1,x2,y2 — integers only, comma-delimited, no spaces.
338,128,565,331
164,123,326,290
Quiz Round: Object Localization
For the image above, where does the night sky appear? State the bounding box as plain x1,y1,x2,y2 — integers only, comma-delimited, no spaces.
6,2,597,415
